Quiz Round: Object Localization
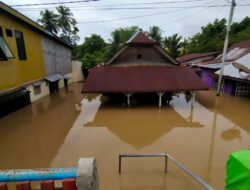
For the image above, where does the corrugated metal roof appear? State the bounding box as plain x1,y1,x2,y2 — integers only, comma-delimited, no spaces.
215,53,250,80
82,66,209,93
127,31,156,44
177,52,219,63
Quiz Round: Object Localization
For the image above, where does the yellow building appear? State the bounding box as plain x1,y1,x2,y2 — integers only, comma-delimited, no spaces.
0,2,72,117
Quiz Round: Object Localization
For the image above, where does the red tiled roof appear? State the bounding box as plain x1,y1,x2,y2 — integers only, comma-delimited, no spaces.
82,66,209,93
177,52,219,63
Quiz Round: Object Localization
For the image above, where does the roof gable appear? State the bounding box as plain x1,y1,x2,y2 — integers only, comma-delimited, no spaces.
126,30,156,44
107,30,179,66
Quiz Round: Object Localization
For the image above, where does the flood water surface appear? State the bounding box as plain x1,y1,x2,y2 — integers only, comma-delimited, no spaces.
0,83,250,190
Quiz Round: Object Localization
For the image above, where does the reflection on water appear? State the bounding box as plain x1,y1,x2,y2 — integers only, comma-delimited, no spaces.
85,105,203,149
0,83,250,190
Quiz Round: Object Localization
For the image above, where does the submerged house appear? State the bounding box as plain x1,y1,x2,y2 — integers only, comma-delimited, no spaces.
82,30,208,106
197,40,250,96
0,2,72,117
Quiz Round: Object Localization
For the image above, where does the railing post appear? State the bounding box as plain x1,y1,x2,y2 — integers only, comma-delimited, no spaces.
16,181,31,190
40,180,54,190
76,158,99,190
165,154,168,173
119,155,122,174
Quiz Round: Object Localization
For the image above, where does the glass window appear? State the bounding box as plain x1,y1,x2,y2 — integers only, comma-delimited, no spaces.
0,27,14,60
15,30,27,60
6,29,13,37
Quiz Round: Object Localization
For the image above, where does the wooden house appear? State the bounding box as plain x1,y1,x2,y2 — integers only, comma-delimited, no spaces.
82,30,208,107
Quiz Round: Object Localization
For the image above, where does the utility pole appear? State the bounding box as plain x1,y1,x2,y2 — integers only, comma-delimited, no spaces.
216,0,236,96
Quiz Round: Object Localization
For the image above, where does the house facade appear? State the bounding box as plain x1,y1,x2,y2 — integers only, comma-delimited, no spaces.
0,2,72,117
82,30,208,107
188,40,250,97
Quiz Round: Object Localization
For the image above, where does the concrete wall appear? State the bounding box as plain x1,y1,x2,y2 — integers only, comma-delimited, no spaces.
42,37,72,76
26,82,49,103
71,60,84,82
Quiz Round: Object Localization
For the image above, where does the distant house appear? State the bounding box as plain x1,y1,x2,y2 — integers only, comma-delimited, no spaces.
177,52,219,66
196,40,250,96
82,30,208,107
0,2,72,117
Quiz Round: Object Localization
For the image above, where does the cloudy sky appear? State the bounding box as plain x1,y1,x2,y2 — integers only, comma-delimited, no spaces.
2,0,250,43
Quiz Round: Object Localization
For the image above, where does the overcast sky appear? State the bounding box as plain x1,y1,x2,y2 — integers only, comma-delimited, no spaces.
2,0,250,44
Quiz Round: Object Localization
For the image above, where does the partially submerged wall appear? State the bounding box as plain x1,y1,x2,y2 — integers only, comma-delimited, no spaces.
42,37,72,76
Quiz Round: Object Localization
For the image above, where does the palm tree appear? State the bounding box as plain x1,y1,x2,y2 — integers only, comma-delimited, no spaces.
148,26,163,43
37,9,58,34
56,5,76,33
163,34,183,58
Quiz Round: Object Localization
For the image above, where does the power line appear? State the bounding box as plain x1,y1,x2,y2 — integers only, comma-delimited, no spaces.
17,4,248,12
13,0,210,9
78,8,187,24
10,0,100,7
14,0,223,11
165,1,223,25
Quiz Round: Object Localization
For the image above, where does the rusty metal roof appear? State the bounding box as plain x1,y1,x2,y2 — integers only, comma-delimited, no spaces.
177,52,219,63
127,31,156,44
82,66,209,93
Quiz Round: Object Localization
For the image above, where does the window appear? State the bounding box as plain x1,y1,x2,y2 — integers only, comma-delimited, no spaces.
6,29,13,37
137,54,142,59
0,27,14,61
15,30,27,60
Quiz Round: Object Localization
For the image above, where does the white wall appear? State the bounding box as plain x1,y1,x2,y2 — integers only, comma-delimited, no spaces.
27,82,49,103
71,60,84,82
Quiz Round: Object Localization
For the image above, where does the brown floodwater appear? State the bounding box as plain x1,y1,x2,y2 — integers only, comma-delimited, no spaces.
0,83,250,190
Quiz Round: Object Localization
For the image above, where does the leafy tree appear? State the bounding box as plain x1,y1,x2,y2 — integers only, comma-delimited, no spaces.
163,33,182,58
148,26,163,43
230,17,250,43
83,34,106,55
187,19,227,53
103,26,139,61
37,9,58,34
56,5,77,33
38,6,79,46
231,17,250,34
60,26,80,46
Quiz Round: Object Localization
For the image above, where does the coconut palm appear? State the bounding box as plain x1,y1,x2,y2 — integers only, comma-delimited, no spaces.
163,34,183,58
56,5,77,33
37,9,58,34
148,26,163,43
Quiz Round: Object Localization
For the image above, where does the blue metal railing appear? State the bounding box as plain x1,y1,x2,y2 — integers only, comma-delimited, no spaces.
0,167,77,182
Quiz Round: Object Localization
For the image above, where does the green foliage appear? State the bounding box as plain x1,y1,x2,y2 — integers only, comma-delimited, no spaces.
230,17,250,44
38,5,79,46
184,17,250,55
187,19,227,53
78,35,107,70
37,10,59,34
163,33,182,58
148,26,163,43
104,26,139,61
84,34,106,55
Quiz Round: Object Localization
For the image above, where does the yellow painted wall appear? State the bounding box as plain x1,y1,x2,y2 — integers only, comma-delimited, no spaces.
0,12,45,91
